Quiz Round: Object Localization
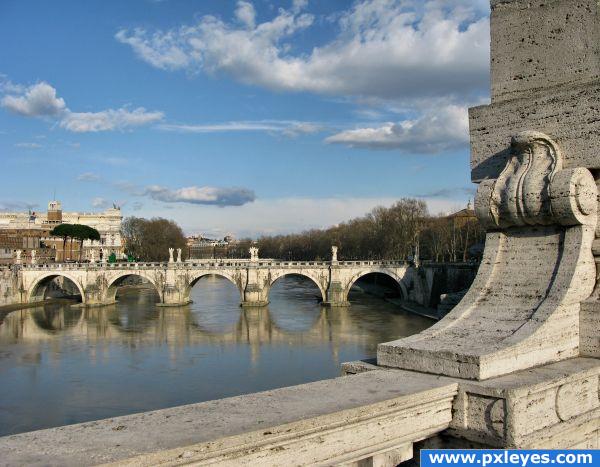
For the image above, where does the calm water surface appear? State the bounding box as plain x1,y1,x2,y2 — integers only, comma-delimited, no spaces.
0,276,433,436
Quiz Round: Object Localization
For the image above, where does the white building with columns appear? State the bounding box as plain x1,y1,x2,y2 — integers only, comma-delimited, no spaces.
0,200,123,261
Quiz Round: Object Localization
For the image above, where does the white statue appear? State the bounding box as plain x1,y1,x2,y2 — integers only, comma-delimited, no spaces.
101,249,107,263
331,246,338,262
176,248,182,263
249,247,259,261
90,250,96,263
169,248,174,263
15,250,22,264
30,249,36,265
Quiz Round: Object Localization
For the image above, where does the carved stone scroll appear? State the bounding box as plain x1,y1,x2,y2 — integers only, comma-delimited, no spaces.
476,132,596,229
378,131,598,380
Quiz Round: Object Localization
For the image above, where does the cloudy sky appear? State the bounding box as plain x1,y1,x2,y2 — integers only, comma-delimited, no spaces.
0,0,490,238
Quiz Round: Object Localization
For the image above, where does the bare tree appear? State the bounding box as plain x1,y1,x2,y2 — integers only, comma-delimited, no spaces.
121,217,187,262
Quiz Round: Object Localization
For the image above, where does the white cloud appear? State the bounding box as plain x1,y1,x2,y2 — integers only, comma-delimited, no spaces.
158,119,323,137
132,201,144,211
0,75,25,94
0,200,38,212
91,197,109,208
281,122,323,138
325,104,468,153
1,82,66,117
14,142,42,149
115,0,489,100
235,1,256,28
77,172,100,182
144,185,256,206
1,80,163,133
60,107,164,132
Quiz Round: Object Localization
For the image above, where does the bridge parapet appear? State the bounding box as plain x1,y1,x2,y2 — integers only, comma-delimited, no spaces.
0,369,457,466
17,259,413,308
20,259,409,271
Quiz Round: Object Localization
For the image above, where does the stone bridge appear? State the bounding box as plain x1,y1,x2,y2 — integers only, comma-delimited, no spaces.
17,257,413,308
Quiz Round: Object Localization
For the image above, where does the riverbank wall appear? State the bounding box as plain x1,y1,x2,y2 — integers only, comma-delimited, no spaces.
356,262,479,319
0,267,21,307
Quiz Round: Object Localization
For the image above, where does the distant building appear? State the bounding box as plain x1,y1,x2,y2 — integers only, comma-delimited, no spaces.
446,200,477,227
187,234,238,259
0,200,123,263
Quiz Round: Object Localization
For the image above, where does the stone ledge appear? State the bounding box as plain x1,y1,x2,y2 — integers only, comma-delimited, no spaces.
343,357,600,449
0,370,457,467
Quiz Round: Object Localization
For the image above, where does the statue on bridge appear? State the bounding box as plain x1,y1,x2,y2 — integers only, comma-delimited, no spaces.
15,250,21,265
249,247,259,262
176,248,182,263
331,246,338,263
30,250,36,265
168,248,174,263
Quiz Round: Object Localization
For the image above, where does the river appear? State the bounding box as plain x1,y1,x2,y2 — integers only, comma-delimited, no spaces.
0,275,433,436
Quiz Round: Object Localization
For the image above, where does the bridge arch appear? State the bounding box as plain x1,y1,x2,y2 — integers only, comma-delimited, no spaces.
268,272,327,303
343,269,408,303
184,272,243,303
28,273,86,304
105,273,162,303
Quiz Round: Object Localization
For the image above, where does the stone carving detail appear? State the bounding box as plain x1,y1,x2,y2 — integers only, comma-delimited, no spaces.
555,378,600,422
378,131,598,380
475,131,596,229
464,394,505,439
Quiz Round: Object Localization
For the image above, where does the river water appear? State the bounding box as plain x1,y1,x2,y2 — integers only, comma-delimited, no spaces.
0,275,433,436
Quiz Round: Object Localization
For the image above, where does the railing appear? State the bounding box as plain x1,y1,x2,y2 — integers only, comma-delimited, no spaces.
19,259,410,271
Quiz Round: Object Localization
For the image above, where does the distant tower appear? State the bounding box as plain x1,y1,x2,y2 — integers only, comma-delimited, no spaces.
47,200,63,223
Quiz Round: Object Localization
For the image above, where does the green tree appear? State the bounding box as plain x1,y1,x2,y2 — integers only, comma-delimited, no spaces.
50,224,74,261
72,224,101,261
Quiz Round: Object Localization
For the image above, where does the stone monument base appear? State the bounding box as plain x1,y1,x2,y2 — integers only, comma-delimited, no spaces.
343,357,600,449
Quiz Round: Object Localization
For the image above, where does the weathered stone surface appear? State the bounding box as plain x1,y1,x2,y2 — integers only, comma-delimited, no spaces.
0,370,457,467
470,82,600,182
450,358,600,448
489,0,600,104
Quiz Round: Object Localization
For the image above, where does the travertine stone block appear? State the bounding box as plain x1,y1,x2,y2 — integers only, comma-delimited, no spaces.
470,83,600,182
489,0,600,104
449,358,600,448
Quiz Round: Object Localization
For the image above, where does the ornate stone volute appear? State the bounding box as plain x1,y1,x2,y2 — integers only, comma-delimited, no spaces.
475,131,596,230
378,131,598,380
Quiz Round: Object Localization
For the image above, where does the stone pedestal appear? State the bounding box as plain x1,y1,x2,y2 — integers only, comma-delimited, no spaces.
242,266,269,307
323,280,349,307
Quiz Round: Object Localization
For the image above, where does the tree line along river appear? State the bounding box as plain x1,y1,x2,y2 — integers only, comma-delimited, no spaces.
0,274,434,436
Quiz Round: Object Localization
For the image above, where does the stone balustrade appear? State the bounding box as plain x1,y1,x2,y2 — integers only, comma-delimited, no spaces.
17,259,414,309
0,370,458,466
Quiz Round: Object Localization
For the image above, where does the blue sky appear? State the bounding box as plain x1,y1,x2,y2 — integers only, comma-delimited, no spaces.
0,0,491,237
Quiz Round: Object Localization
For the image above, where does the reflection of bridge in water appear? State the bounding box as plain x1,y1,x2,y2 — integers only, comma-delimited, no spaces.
0,297,419,364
